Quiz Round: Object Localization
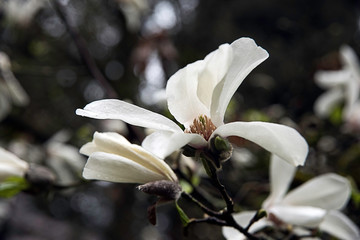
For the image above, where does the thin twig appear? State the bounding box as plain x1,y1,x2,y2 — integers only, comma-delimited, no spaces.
181,192,221,217
206,157,234,213
50,0,118,98
175,168,217,209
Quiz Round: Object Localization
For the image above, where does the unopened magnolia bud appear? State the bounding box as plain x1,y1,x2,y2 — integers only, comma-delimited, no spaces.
209,135,233,162
25,164,56,193
255,209,267,220
138,180,182,200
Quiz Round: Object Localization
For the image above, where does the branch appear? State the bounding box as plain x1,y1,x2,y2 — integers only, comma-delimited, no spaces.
51,0,118,98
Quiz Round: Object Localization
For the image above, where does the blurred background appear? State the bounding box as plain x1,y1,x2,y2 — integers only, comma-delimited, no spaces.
0,0,360,239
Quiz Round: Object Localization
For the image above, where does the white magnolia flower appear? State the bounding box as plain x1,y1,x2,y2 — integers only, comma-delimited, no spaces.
45,130,86,185
222,154,359,240
2,0,46,27
343,100,360,131
0,147,29,182
0,52,29,121
116,0,149,31
79,132,177,184
77,38,308,166
314,45,360,120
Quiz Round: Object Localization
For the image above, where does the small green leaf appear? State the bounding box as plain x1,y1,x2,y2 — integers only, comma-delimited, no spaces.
0,177,29,198
200,157,213,177
175,201,190,226
179,180,193,194
329,105,343,125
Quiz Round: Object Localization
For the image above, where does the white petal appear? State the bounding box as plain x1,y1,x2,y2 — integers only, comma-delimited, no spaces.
293,227,321,240
340,45,360,79
166,60,210,128
222,211,270,240
211,38,269,126
0,147,29,181
344,75,360,118
319,210,360,240
197,44,233,110
83,152,168,184
0,165,26,181
283,173,351,210
3,71,29,106
76,99,181,132
314,70,350,89
0,147,29,171
213,121,308,166
314,87,344,118
80,132,177,182
341,45,360,111
269,205,326,227
263,154,296,209
142,131,207,159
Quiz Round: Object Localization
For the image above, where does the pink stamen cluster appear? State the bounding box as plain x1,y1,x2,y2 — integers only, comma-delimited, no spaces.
185,115,217,141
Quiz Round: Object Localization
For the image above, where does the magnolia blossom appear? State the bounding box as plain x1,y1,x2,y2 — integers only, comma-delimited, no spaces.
343,100,360,131
222,155,359,240
116,0,149,31
314,45,360,121
45,130,86,185
2,0,46,27
77,38,308,166
0,147,29,182
0,52,29,121
79,132,177,184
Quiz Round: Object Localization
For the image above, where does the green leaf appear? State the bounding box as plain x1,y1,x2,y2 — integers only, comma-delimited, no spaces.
179,180,193,194
175,201,190,227
0,177,29,198
329,105,343,125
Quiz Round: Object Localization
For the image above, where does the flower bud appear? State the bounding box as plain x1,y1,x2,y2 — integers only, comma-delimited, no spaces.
25,164,56,193
209,135,233,162
138,180,182,201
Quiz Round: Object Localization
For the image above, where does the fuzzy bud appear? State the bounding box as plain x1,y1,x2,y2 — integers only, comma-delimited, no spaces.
138,180,182,200
25,164,56,193
209,135,233,162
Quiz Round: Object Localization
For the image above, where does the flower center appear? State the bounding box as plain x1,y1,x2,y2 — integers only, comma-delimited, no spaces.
185,115,217,141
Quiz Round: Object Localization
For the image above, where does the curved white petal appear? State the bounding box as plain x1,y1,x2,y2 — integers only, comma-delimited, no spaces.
283,173,351,210
76,99,181,132
340,45,360,81
314,70,350,89
142,131,207,159
211,38,269,126
166,61,210,128
319,210,360,240
263,154,296,209
292,227,320,240
222,211,270,240
269,205,326,227
3,71,29,106
314,87,344,118
197,44,233,110
83,152,168,184
344,75,360,118
166,43,234,128
80,132,177,182
338,46,360,119
213,121,308,166
0,147,29,171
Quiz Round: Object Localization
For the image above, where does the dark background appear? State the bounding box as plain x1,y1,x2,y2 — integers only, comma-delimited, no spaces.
0,0,359,239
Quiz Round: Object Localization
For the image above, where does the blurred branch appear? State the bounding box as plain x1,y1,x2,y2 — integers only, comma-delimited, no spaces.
50,0,118,99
